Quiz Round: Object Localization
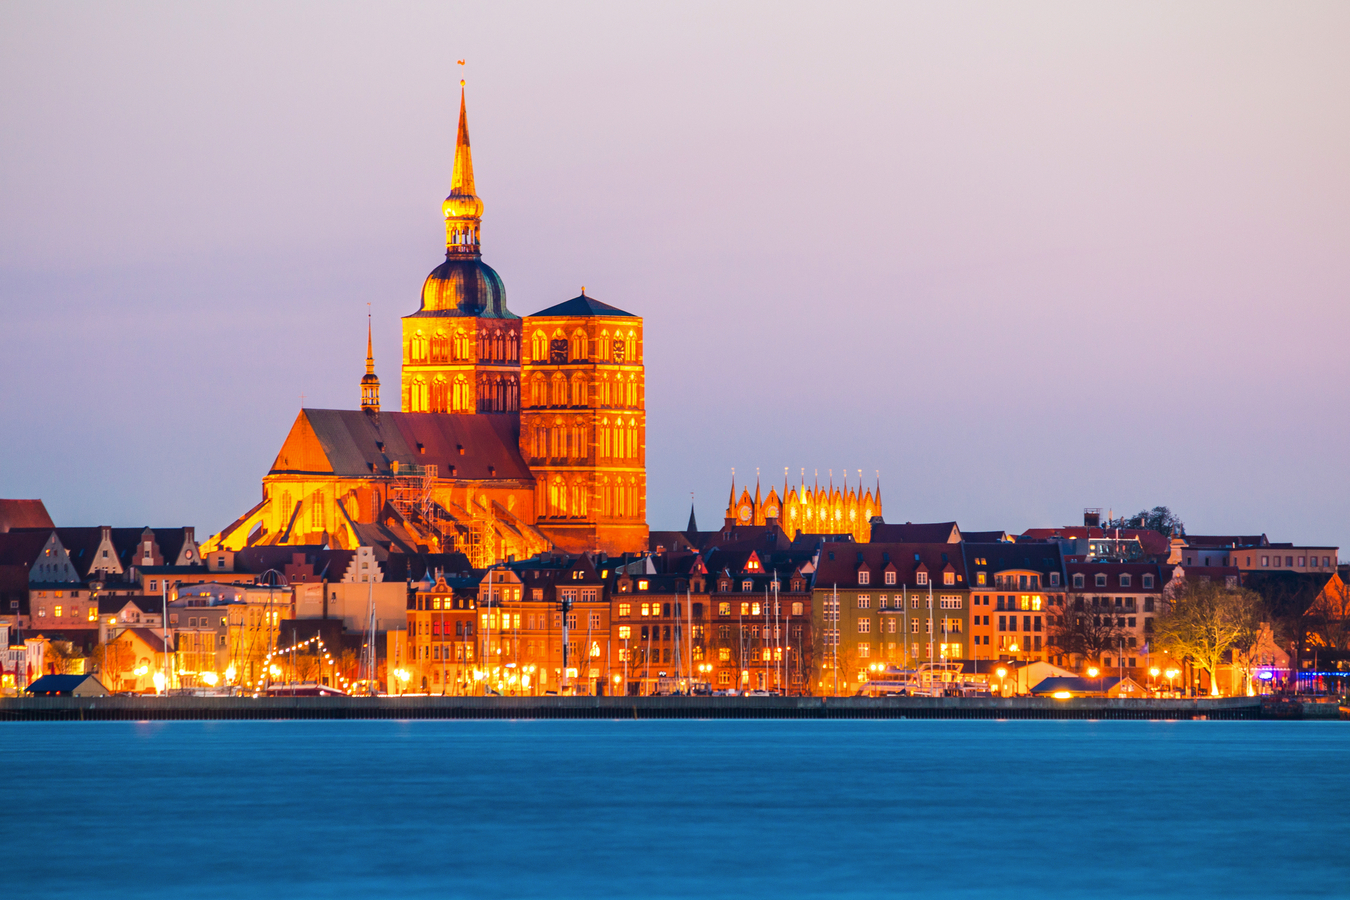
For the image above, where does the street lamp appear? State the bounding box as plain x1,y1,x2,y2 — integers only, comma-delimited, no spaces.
996,666,1008,697
1149,666,1160,694
1087,666,1100,696
1165,667,1179,696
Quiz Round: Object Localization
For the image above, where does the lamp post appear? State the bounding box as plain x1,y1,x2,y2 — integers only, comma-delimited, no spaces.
1087,665,1100,697
1165,667,1179,697
996,666,1008,697
1149,666,1160,695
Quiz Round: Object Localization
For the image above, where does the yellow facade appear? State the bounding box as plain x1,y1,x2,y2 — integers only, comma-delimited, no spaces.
521,301,648,555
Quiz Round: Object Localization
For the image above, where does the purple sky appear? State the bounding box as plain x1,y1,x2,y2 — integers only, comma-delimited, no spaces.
2,3,1347,552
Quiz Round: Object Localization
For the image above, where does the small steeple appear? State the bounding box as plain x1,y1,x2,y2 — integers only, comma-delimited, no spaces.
361,311,381,417
443,81,484,257
686,498,698,536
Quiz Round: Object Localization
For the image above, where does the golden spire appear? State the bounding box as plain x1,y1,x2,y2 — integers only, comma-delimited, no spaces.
442,80,484,255
366,312,375,377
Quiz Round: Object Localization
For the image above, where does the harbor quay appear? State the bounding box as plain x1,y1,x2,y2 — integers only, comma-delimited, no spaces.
5,694,1339,722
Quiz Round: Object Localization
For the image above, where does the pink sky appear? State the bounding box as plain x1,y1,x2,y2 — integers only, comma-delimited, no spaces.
2,2,1347,550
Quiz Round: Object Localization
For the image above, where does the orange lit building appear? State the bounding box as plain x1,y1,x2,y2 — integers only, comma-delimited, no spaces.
204,86,647,564
725,473,882,544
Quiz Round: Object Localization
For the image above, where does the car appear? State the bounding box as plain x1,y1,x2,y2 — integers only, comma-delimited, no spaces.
711,689,739,697
743,689,775,697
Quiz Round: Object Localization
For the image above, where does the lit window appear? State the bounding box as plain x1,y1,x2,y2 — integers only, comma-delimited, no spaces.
718,647,730,661
38,606,46,618
791,602,803,616
432,598,441,610
641,603,651,616
638,580,648,591
858,642,870,658
618,603,631,617
751,602,761,616
1261,556,1269,567
944,572,955,586
976,572,987,586
88,608,97,621
618,626,631,640
718,602,730,616
740,602,749,616
53,605,62,617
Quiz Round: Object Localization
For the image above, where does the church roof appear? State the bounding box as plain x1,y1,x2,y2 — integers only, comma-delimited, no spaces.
0,499,53,533
271,409,533,483
529,293,636,319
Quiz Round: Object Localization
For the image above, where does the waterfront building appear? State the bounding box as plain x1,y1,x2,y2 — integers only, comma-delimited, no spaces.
962,542,1067,664
812,543,969,694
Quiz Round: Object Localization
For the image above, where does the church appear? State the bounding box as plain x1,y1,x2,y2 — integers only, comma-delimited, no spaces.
203,88,648,566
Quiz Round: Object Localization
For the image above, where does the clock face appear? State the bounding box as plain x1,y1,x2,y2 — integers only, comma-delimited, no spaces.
738,504,752,523
549,340,569,364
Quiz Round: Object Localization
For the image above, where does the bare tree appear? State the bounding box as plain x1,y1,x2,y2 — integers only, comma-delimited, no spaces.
1154,578,1263,696
1049,601,1129,664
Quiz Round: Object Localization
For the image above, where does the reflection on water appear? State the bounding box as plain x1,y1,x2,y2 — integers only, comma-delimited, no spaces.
4,720,1348,898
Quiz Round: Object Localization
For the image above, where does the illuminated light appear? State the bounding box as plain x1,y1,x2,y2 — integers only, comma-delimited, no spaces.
134,665,149,677
1258,670,1275,681
995,668,1007,679
200,672,219,686
225,664,237,682
1086,667,1099,678
1052,690,1072,699
152,671,165,691
1149,668,1160,678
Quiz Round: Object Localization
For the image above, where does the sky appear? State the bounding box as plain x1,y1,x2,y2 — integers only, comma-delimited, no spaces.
2,2,1347,552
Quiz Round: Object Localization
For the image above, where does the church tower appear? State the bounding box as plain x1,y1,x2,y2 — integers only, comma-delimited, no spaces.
401,85,521,415
360,314,380,417
521,291,648,555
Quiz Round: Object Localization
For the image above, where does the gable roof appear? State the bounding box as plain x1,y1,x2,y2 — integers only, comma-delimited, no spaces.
272,409,533,482
869,522,961,544
25,674,109,696
528,293,637,319
814,543,968,588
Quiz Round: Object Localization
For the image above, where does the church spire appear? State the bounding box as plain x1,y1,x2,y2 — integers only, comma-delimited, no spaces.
361,310,380,416
442,82,484,257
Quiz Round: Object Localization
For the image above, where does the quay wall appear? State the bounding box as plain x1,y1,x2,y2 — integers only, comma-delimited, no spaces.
0,695,1275,721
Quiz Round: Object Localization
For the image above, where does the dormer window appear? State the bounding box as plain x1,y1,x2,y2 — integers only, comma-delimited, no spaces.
1095,574,1108,587
741,580,753,591
943,572,955,586
1050,572,1060,587
976,572,987,586
884,571,896,586
1142,574,1154,589
1120,574,1132,588
858,571,870,586
1073,573,1085,588
916,572,929,586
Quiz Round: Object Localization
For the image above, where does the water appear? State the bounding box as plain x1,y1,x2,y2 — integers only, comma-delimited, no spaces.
5,720,1347,898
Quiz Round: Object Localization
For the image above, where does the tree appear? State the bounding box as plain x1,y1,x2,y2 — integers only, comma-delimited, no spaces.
1048,599,1129,664
1154,578,1263,696
1107,506,1185,538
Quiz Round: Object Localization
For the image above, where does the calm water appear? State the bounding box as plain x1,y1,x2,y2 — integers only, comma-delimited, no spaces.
5,720,1348,898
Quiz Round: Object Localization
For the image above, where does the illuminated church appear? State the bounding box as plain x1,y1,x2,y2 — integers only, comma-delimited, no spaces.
204,87,648,565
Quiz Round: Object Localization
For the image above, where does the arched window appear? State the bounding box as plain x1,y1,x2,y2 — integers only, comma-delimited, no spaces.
571,329,587,361
411,332,428,363
411,378,428,412
431,378,448,413
492,329,504,361
431,331,449,362
570,375,586,407
507,331,519,362
453,330,470,360
478,330,488,361
550,373,566,406
507,376,518,412
452,376,469,412
627,330,637,362
598,330,610,361
532,331,547,362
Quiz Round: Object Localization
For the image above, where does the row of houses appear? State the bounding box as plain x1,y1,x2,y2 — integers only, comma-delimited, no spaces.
3,499,1343,697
